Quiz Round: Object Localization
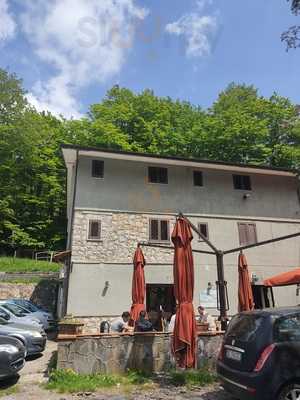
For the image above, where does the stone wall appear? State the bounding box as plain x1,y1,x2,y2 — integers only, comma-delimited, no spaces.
0,279,59,315
72,211,173,263
57,333,223,374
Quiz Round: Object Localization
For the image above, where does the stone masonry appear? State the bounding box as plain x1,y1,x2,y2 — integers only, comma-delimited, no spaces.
71,211,174,264
57,333,223,374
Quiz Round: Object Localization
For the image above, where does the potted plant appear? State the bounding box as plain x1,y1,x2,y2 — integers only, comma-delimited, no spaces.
58,315,84,336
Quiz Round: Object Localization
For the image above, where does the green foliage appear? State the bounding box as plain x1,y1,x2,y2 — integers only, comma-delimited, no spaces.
0,68,299,255
0,257,60,273
169,368,216,387
46,369,152,393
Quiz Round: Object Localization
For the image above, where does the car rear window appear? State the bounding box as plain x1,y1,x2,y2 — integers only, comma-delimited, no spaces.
226,314,264,342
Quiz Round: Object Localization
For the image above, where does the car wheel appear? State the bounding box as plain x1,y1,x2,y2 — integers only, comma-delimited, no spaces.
278,383,300,400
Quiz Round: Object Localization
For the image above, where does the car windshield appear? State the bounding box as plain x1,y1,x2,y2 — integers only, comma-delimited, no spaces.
0,317,9,325
13,300,38,312
2,303,27,317
226,314,264,342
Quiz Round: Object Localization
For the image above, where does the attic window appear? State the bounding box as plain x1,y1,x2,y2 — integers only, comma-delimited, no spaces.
233,175,251,190
148,167,168,184
193,171,203,187
92,160,104,178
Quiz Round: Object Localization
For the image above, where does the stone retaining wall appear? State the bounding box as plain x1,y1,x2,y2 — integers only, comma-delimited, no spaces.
0,279,59,315
57,333,223,374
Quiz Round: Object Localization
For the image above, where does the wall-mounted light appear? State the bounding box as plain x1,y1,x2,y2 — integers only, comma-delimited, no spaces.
243,193,251,200
101,281,110,297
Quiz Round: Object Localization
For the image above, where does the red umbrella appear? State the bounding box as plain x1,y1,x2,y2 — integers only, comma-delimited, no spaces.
238,253,254,312
264,268,300,287
130,247,146,323
172,217,196,369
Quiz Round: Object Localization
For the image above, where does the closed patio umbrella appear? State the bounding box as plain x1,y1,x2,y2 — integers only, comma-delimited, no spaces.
130,246,146,323
238,252,254,312
264,268,300,287
172,217,196,369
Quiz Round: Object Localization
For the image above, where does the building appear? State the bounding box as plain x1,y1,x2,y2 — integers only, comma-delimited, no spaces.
61,144,300,331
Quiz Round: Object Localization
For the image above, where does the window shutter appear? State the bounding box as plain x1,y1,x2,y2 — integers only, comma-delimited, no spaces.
160,220,169,241
92,160,104,178
148,167,168,184
193,171,203,186
150,220,159,240
89,220,101,239
247,223,257,244
238,223,248,245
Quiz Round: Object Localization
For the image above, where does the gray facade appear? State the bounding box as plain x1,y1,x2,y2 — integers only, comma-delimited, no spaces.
62,145,300,326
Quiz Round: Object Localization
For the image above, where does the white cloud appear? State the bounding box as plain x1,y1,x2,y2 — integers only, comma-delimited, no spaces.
165,2,219,58
19,0,148,118
0,0,16,42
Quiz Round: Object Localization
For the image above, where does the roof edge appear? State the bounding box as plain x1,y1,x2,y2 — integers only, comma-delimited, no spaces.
61,144,298,176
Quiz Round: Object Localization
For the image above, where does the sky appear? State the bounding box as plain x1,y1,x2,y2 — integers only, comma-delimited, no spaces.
0,0,299,119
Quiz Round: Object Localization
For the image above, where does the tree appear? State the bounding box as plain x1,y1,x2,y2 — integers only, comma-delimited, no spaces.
281,0,300,49
0,69,66,254
207,83,300,168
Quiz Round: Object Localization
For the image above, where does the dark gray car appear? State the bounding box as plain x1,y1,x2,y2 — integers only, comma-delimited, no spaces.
0,317,47,356
0,335,26,379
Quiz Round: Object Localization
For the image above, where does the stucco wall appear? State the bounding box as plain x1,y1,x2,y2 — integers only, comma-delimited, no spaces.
74,156,300,220
57,333,223,374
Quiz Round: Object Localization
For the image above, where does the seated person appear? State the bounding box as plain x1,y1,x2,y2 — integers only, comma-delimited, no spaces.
168,312,176,332
196,305,216,331
110,311,130,333
135,310,153,332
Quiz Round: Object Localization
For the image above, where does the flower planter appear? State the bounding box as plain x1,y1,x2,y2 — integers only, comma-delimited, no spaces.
58,322,84,336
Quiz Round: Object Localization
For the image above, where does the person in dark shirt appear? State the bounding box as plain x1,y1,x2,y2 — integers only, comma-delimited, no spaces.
135,310,153,332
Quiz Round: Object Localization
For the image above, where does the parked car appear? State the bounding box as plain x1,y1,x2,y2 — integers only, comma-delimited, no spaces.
0,316,46,356
0,335,26,380
217,307,300,400
4,300,56,331
0,303,42,328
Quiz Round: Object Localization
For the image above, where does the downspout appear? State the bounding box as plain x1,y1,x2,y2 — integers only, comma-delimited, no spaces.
62,149,79,316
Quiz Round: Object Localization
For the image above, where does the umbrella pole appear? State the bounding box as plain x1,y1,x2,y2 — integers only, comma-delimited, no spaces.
216,251,228,330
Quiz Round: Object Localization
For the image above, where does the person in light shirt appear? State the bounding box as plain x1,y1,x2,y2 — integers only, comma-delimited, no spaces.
197,305,216,331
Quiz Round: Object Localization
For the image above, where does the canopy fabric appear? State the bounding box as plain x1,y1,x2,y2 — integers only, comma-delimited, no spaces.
171,217,196,369
130,247,146,322
238,253,254,312
264,268,300,287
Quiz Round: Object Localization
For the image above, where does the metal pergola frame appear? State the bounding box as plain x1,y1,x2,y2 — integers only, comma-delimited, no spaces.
139,212,300,330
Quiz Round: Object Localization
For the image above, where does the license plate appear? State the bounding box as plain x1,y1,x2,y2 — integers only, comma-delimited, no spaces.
226,349,242,361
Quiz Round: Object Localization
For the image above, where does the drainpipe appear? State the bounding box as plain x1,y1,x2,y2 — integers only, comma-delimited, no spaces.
62,149,79,317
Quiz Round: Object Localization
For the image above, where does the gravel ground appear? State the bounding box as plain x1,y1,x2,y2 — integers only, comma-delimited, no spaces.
0,339,234,400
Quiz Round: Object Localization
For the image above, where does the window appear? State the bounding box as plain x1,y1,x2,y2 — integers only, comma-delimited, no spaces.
148,167,168,184
274,314,300,342
88,220,101,240
233,175,251,190
226,314,264,343
92,160,104,178
198,223,209,240
193,171,203,187
238,223,257,246
149,219,170,242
